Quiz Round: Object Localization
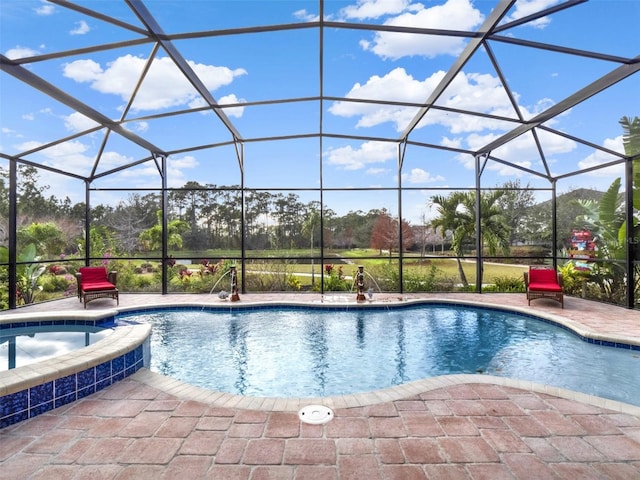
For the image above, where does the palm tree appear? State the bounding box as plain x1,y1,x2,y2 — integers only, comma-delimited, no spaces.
302,204,321,286
430,190,510,287
430,192,469,286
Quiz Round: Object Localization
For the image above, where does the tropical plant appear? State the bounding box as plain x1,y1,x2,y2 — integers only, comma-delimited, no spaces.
0,243,46,304
429,189,510,286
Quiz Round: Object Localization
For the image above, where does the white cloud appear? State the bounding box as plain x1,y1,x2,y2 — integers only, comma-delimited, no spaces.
324,140,397,170
402,168,445,184
5,46,39,59
218,94,246,118
63,112,100,132
330,68,519,133
360,0,484,59
293,9,318,22
70,20,90,35
341,0,415,20
117,154,198,188
63,54,247,112
34,1,54,16
578,135,625,176
503,0,563,29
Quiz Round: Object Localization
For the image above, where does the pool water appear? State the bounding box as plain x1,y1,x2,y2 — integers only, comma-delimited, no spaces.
128,306,640,405
0,325,113,370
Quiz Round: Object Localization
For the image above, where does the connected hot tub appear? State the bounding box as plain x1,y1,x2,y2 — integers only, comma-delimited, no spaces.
0,312,150,428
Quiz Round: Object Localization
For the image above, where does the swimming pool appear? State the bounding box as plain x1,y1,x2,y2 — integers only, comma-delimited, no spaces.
122,304,640,406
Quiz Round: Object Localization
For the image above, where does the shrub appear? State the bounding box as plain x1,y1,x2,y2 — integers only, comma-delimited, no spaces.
486,275,525,293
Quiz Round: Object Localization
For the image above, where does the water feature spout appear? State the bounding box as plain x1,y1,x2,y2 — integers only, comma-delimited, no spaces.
355,265,366,302
230,265,240,302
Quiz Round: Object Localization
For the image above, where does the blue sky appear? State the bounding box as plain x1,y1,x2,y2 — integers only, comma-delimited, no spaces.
1,0,639,223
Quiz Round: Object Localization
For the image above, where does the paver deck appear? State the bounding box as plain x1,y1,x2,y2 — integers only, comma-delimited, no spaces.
2,293,640,479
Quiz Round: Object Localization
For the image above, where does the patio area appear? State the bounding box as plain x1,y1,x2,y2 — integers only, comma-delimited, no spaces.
2,293,640,479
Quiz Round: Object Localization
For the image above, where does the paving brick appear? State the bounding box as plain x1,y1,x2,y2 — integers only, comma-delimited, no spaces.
337,455,381,480
215,438,248,464
73,464,124,480
469,415,506,430
553,463,606,479
438,437,500,463
549,436,606,462
426,400,454,416
76,437,132,464
251,465,295,479
399,438,445,463
293,465,337,479
85,417,131,437
365,402,398,417
336,438,374,455
569,414,623,435
481,400,526,417
369,416,407,438
502,415,550,437
501,453,560,479
436,416,479,436
206,465,252,479
481,428,531,453
265,411,301,438
375,438,405,464
521,437,566,463
1,453,52,479
284,439,336,465
117,437,182,464
118,411,169,437
593,462,640,479
466,463,516,480
381,464,427,479
163,455,213,479
196,415,233,431
470,384,510,400
243,438,285,465
423,464,469,480
446,400,487,416
530,410,585,436
395,400,427,411
114,465,166,480
401,412,444,437
326,416,370,438
23,428,80,454
179,430,225,455
156,415,199,437
235,409,269,423
173,400,208,417
446,385,480,399
228,421,265,438
584,435,640,461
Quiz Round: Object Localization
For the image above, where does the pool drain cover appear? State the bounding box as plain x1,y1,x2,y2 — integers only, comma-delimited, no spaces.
298,405,334,425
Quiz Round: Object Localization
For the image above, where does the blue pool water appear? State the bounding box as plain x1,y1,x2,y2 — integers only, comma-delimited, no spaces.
0,324,113,370
122,305,640,405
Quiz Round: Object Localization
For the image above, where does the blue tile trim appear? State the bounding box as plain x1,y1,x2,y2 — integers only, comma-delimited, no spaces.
0,317,116,331
0,341,146,429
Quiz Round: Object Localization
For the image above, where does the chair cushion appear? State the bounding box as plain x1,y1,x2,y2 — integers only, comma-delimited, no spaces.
528,281,562,292
528,268,562,292
82,281,117,292
79,267,109,283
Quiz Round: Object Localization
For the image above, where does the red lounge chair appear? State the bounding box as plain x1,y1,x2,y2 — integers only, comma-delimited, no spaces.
524,266,563,308
76,266,119,308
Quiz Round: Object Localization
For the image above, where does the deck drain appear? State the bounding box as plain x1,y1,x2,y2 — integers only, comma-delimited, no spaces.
298,405,334,425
